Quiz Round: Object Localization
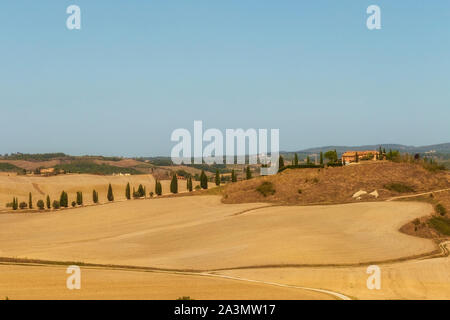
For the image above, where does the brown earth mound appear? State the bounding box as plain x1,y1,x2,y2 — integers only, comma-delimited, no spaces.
222,162,450,205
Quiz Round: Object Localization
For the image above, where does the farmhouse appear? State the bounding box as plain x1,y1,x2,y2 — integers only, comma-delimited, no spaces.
342,150,379,164
40,168,55,175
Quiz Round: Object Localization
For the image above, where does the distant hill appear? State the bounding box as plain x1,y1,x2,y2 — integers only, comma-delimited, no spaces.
292,143,450,155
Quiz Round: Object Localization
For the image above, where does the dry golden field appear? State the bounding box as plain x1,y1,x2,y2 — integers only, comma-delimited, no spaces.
0,173,198,209
0,188,448,300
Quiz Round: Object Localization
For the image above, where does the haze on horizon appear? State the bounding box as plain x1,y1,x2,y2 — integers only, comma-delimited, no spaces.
1,1,449,157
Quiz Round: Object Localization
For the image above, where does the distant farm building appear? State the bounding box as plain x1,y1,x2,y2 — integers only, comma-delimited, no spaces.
342,150,379,164
40,168,55,175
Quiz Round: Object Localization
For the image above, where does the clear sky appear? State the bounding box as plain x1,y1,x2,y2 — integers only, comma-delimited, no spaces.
1,1,449,156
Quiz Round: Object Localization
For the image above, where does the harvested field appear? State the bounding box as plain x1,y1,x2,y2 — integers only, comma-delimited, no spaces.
0,196,436,270
0,173,198,209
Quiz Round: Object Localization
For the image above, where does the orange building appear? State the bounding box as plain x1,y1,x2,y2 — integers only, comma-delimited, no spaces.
342,150,379,164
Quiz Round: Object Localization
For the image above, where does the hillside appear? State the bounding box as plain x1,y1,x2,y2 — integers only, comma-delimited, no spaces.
296,143,450,154
222,162,450,205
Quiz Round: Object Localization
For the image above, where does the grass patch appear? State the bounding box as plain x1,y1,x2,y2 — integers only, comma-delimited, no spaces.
384,182,415,193
256,181,276,197
177,296,194,300
203,185,225,195
428,216,450,236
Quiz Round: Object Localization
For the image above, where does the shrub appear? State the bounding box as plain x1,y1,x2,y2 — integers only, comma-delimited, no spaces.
71,201,76,207
149,191,154,197
436,204,447,216
298,189,302,194
177,296,194,300
195,185,201,190
37,200,45,210
52,200,60,209
428,217,450,236
19,202,28,210
384,183,415,193
256,181,276,197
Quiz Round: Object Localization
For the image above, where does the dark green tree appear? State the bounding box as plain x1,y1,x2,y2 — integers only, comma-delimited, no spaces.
306,156,311,164
320,152,324,165
187,177,193,192
107,184,114,202
28,192,33,209
278,155,285,169
125,182,131,200
37,199,45,210
215,169,220,186
155,180,162,196
355,152,359,163
46,195,51,209
12,197,18,210
170,174,178,194
60,191,68,208
52,200,60,209
294,153,299,166
246,166,252,180
231,169,237,182
200,170,208,189
93,190,98,203
137,184,145,197
76,191,83,206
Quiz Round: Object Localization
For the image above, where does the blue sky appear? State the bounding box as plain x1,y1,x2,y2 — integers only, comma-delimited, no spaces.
1,1,449,156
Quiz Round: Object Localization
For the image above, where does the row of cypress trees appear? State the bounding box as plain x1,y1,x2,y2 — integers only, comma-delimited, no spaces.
9,184,113,211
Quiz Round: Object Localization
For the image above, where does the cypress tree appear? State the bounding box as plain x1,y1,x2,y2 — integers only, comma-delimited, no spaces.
355,152,359,163
107,184,114,202
320,152,324,165
278,155,284,169
187,177,193,192
306,156,310,164
170,174,178,194
125,183,131,200
294,153,299,166
28,192,33,209
93,190,98,204
137,184,145,197
200,170,208,189
76,191,83,206
246,166,252,180
231,169,237,182
12,197,18,210
155,180,162,196
46,195,51,209
59,191,67,208
215,169,220,186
